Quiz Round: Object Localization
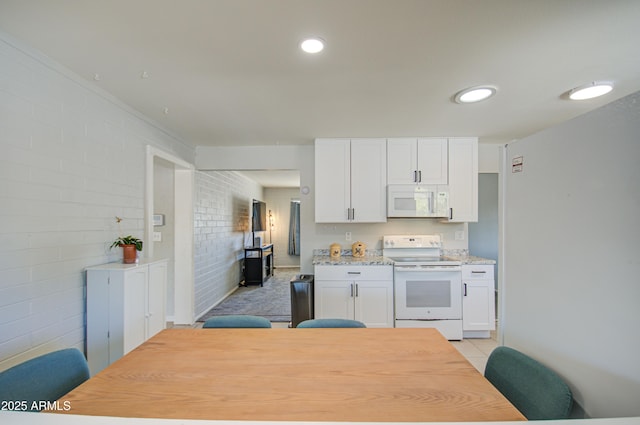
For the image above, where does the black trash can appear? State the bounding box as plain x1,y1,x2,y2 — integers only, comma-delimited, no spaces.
290,274,314,328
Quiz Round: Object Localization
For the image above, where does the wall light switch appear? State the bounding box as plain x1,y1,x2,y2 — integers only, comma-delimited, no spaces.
153,232,162,242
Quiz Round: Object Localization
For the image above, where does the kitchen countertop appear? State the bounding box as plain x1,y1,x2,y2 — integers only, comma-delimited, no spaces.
312,254,494,266
444,255,496,265
313,255,393,266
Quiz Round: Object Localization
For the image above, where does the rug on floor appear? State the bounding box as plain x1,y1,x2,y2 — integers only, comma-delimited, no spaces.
198,268,299,323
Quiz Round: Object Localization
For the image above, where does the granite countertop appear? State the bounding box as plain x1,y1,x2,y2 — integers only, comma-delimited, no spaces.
312,255,394,266
444,255,496,265
312,248,494,266
312,254,495,266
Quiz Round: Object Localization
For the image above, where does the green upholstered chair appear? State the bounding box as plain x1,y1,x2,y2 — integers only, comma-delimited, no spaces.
0,348,90,411
484,346,573,420
202,315,272,328
296,318,366,328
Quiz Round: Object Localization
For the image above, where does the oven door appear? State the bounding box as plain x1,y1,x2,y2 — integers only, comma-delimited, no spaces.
394,265,462,320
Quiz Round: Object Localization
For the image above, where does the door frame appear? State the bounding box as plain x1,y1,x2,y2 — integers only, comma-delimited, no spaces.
145,146,195,325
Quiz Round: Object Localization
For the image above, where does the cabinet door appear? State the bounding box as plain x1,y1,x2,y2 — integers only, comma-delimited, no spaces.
417,138,448,184
86,270,110,376
448,137,478,222
315,138,351,222
314,281,354,320
354,280,394,328
463,280,495,331
350,138,387,222
387,138,418,184
147,261,167,339
123,268,147,355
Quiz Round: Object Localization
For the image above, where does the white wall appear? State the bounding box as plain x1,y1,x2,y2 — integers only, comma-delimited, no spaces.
502,91,640,418
153,158,176,317
479,143,501,173
193,171,263,318
264,187,301,268
0,32,194,370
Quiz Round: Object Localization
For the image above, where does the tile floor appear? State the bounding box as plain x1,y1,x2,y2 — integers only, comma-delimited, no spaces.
449,332,498,373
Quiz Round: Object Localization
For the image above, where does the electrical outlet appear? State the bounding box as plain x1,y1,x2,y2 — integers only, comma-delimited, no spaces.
153,231,162,242
455,231,464,241
345,232,352,241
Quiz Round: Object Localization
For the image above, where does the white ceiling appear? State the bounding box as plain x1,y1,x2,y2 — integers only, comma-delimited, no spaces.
1,0,640,148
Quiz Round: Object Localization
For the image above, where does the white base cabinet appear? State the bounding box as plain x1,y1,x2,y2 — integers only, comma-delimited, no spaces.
86,259,167,375
314,265,394,328
462,264,495,338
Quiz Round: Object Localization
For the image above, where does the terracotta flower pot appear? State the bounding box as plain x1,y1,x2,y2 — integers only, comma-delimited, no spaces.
121,244,137,264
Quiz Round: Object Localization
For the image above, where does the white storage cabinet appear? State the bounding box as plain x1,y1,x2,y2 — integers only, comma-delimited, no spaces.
86,259,167,375
314,265,394,328
447,137,478,222
387,137,448,185
462,264,495,338
315,138,387,223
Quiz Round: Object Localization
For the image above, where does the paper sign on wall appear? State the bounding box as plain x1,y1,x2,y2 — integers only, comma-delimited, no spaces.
512,156,523,173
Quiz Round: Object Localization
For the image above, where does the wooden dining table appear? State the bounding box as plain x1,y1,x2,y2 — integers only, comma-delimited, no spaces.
52,328,526,422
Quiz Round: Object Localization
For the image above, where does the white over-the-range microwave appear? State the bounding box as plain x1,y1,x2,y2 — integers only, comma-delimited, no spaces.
387,184,449,218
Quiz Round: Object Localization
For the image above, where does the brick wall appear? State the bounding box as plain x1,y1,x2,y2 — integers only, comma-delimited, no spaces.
193,171,263,318
0,34,193,369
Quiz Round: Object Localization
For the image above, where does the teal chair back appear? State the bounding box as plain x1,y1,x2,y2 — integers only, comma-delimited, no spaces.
0,348,90,411
297,318,366,328
484,346,573,420
203,315,272,328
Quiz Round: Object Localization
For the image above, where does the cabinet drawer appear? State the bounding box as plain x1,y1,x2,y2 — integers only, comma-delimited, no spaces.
462,265,494,280
315,265,393,281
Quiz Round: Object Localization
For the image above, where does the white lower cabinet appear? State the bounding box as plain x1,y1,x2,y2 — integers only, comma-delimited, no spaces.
462,264,495,338
86,259,167,375
314,265,394,328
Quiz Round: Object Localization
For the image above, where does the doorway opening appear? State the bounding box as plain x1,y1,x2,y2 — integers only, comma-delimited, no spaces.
145,146,195,325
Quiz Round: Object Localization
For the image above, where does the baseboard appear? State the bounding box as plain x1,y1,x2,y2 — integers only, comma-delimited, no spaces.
195,285,239,322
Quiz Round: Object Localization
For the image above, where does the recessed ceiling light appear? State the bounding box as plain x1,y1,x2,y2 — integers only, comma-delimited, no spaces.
454,86,497,104
300,37,325,54
568,81,614,100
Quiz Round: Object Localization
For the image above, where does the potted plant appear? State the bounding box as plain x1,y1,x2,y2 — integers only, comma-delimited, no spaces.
111,235,143,264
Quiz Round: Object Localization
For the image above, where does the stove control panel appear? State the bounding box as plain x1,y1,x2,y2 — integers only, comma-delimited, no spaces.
383,235,441,248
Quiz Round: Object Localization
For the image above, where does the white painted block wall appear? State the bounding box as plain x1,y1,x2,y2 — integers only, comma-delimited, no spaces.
0,33,193,369
193,171,263,318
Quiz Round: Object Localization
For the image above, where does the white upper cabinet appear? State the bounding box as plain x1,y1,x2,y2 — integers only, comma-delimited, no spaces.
447,137,478,222
315,136,478,223
315,138,387,223
387,138,448,185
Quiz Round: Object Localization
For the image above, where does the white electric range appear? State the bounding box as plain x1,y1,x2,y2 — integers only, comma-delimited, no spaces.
383,235,463,340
